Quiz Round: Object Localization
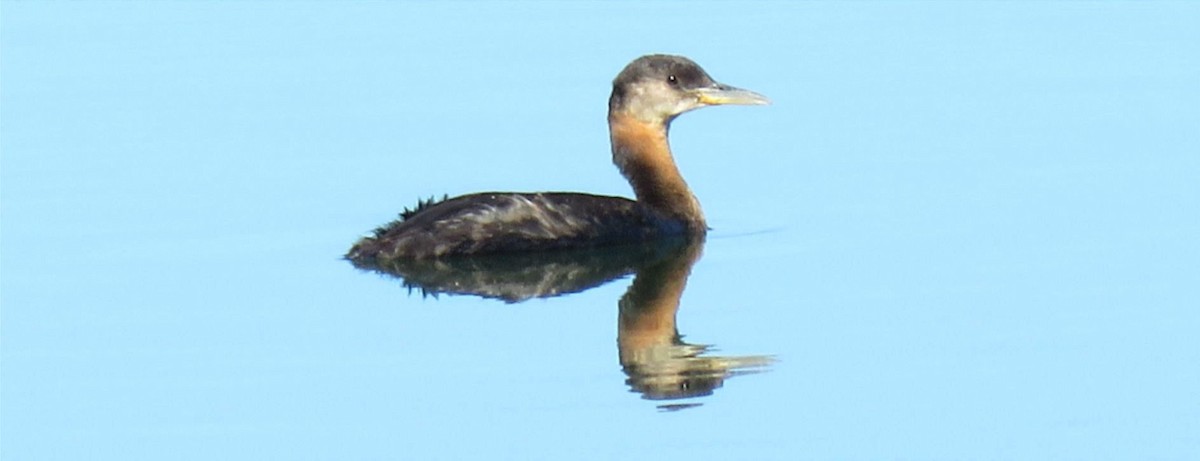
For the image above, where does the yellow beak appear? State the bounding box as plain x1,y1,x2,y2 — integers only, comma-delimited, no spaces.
694,84,771,106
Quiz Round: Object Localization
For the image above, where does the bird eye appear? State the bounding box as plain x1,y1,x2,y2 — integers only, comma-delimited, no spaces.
667,75,678,86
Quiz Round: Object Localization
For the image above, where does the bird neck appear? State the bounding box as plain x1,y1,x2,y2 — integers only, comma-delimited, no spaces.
608,113,706,231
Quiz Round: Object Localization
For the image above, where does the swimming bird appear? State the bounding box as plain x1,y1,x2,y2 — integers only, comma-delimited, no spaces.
347,54,768,262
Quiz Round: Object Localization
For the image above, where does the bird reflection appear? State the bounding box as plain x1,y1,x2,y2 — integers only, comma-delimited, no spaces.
616,240,773,404
349,238,772,407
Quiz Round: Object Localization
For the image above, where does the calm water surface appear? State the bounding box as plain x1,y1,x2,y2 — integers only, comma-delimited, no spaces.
3,2,1198,460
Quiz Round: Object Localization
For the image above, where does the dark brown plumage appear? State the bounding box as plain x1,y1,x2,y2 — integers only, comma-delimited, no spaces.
347,54,768,262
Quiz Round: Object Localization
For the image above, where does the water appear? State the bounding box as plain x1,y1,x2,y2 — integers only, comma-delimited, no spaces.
3,2,1198,460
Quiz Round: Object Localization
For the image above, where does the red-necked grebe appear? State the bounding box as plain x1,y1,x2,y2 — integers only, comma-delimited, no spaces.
347,54,768,261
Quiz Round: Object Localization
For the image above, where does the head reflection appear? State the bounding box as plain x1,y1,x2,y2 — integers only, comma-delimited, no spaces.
349,237,772,407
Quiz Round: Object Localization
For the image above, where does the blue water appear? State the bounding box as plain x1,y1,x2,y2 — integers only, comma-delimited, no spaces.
3,2,1198,460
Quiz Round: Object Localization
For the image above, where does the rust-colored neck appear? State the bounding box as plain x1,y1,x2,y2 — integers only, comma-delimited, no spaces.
608,113,706,231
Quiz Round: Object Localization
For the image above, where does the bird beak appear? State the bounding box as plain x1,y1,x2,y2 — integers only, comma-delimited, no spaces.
694,84,771,106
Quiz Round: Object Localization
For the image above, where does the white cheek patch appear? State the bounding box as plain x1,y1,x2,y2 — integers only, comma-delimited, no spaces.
623,82,703,123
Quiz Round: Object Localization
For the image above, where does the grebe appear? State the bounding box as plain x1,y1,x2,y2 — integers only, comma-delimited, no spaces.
347,55,768,261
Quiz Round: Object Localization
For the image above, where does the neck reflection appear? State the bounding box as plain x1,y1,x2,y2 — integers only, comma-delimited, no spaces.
617,240,772,406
